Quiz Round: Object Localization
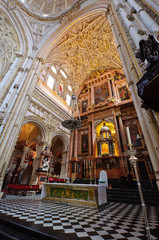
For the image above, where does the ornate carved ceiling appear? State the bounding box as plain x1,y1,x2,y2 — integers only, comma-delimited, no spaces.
17,0,80,19
46,13,123,89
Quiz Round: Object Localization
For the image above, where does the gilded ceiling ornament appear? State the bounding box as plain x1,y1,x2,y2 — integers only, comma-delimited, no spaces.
46,14,122,88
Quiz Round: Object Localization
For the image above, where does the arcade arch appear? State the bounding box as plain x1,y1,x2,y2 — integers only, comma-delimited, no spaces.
50,133,69,178
2,122,45,189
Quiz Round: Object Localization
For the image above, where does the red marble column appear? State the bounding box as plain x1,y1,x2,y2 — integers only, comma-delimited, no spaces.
74,129,78,158
118,114,128,152
92,118,96,158
88,122,92,155
113,111,122,156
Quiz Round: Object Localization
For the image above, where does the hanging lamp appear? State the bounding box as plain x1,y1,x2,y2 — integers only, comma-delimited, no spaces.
62,36,82,130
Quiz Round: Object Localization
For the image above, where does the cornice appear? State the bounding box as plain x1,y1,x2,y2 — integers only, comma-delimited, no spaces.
32,86,71,121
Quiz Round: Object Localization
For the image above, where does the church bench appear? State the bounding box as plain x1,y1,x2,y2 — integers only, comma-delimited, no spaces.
7,184,40,195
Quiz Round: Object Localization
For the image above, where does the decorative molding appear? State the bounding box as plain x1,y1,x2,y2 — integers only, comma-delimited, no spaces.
0,8,20,82
111,2,145,74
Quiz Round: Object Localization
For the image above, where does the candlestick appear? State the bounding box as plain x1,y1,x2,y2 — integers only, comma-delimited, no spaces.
126,126,132,146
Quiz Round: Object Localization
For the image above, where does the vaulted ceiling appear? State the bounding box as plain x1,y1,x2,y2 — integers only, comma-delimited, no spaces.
46,13,123,89
17,0,123,90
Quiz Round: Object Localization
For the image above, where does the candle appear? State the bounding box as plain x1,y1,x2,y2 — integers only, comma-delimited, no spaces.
126,126,132,145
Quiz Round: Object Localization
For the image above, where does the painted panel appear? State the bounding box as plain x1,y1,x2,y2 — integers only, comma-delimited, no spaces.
94,83,109,105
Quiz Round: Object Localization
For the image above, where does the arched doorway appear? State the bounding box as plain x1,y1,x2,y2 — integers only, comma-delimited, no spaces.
50,136,66,178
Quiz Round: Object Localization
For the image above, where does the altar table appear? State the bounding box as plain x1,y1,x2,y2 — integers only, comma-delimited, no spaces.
41,183,107,207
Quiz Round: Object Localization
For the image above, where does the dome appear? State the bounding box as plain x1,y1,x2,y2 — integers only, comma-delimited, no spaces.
100,124,110,133
18,0,78,18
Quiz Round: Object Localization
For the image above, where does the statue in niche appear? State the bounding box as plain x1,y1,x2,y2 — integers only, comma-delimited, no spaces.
40,146,52,171
41,156,49,171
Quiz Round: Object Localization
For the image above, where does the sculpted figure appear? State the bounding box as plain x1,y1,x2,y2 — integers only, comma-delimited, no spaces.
136,35,159,69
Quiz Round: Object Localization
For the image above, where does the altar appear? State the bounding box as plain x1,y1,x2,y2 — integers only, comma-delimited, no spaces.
41,183,107,207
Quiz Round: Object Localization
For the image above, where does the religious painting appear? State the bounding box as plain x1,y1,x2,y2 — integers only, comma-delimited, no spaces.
129,125,143,148
81,135,89,153
82,100,88,113
94,83,109,105
118,86,130,101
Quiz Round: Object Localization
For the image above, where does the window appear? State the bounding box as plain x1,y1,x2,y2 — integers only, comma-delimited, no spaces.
66,94,71,106
60,69,67,78
51,66,57,74
68,85,72,91
47,75,54,89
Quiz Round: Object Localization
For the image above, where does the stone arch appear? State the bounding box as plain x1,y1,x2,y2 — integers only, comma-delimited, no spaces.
23,116,47,143
50,131,69,178
51,131,69,152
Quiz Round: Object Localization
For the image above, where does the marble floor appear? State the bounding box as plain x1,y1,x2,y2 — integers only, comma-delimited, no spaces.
0,195,158,240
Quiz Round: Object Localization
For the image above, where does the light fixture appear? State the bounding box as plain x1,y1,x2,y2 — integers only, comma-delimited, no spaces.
62,37,82,131
62,93,82,130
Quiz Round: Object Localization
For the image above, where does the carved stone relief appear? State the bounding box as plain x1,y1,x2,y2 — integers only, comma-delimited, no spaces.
0,9,20,82
28,20,52,46
28,101,62,130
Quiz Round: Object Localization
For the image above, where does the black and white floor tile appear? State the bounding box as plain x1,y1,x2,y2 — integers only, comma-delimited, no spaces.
0,195,158,240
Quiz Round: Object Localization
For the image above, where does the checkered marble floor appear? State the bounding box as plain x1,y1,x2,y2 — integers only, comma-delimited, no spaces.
0,195,158,240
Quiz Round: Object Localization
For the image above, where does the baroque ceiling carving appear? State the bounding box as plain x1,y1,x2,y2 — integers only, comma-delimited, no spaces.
46,14,123,89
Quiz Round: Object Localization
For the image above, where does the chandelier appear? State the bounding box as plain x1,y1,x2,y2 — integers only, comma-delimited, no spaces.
62,37,82,131
62,93,82,130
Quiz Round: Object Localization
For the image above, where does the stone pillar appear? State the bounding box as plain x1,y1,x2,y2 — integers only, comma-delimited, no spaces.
112,1,143,47
29,141,47,185
108,10,159,189
0,57,43,193
126,0,159,33
18,146,30,184
60,151,68,178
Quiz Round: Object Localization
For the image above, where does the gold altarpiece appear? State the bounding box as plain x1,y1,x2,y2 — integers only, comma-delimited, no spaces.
68,70,154,188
